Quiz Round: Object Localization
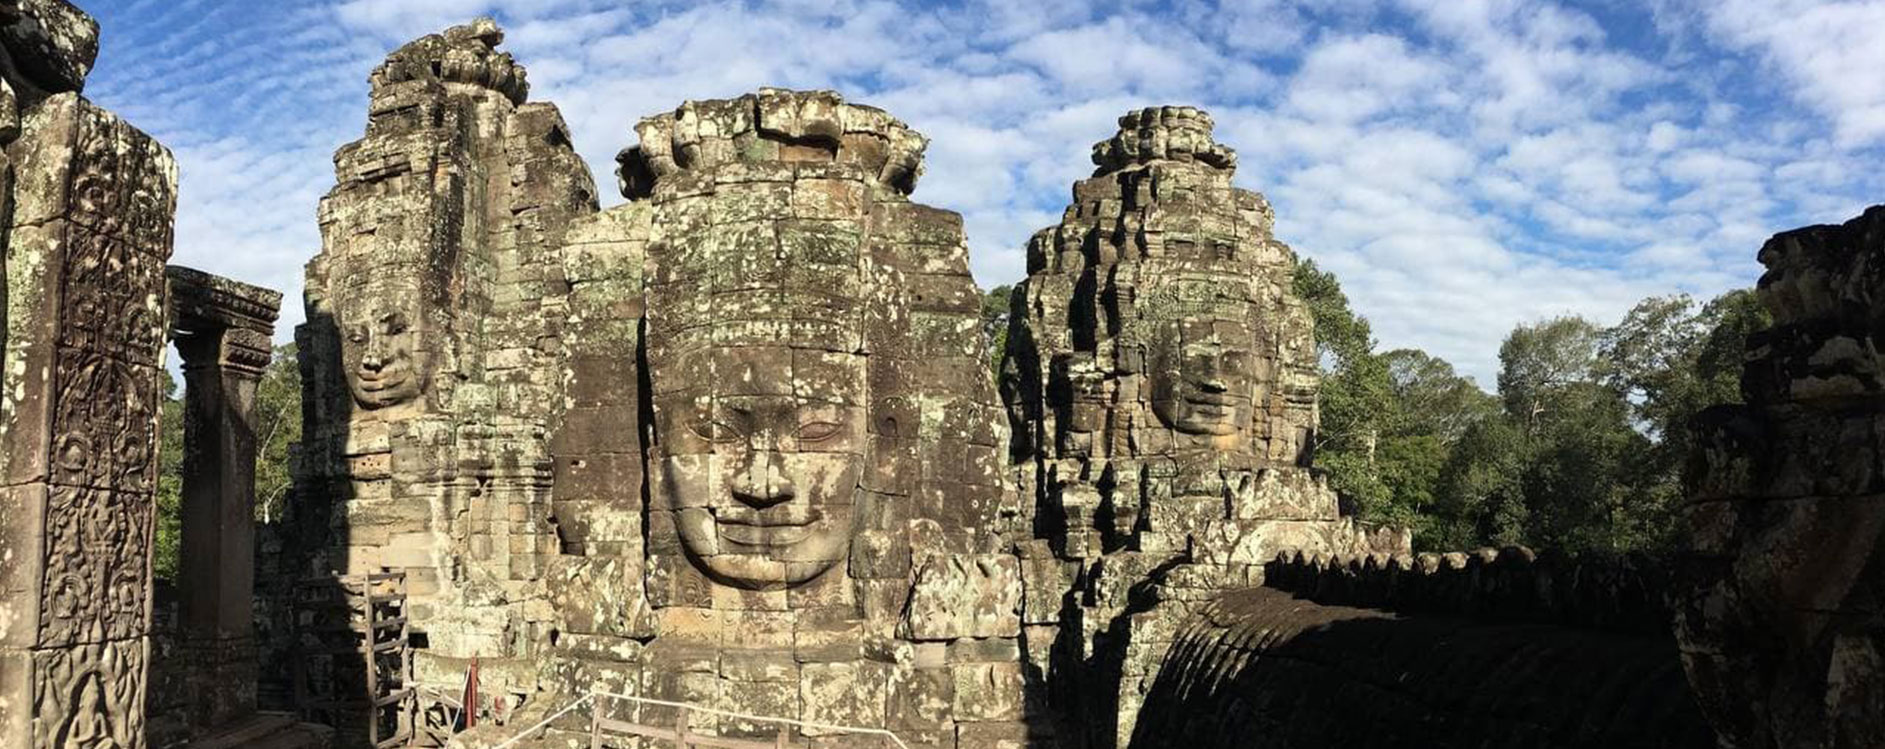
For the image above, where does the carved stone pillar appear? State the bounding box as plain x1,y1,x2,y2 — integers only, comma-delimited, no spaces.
166,266,281,732
0,77,175,749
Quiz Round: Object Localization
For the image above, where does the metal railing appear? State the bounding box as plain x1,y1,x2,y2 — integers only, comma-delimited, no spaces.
486,690,910,749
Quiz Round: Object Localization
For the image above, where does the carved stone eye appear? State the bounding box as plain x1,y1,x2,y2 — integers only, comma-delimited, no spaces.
796,421,842,443
690,417,741,443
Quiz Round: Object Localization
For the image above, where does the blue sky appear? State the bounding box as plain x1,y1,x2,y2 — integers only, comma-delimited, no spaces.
81,0,1885,384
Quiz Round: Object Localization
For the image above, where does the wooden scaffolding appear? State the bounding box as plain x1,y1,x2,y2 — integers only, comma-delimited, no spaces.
293,572,415,748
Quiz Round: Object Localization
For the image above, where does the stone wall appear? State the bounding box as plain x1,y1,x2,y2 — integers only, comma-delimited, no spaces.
1676,205,1885,749
1262,546,1672,635
0,2,175,747
1129,587,1714,749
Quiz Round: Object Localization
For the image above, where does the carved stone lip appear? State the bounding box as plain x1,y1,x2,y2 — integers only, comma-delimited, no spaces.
718,519,816,548
716,507,820,528
354,371,408,391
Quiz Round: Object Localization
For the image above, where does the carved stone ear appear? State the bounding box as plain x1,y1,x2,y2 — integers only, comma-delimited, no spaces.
871,396,916,440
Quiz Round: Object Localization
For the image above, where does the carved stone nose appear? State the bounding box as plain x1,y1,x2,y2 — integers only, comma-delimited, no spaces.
361,352,384,371
1198,378,1228,393
733,450,793,508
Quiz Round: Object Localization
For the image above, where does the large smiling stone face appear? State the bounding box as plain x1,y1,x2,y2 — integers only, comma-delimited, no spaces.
337,290,433,410
649,345,866,590
1149,317,1255,439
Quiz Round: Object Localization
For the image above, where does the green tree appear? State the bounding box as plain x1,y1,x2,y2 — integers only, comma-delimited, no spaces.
1375,349,1500,537
1383,349,1499,443
1497,316,1603,432
1589,289,1770,552
1431,415,1527,549
1289,260,1767,556
1291,259,1395,519
981,284,1013,382
154,369,184,581
254,344,302,523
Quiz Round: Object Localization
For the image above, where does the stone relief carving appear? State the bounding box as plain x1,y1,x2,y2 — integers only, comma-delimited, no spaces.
39,486,151,648
634,89,920,596
1142,287,1260,442
650,345,868,589
0,4,175,747
1004,106,1407,747
31,639,146,749
334,286,435,410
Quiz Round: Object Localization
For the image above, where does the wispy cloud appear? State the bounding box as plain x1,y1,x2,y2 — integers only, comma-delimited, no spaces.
79,0,1885,385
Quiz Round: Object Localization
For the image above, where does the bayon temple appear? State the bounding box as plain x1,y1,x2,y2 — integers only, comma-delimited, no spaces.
0,3,1879,748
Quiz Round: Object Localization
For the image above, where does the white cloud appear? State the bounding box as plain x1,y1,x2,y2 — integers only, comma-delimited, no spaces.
76,0,1885,386
1697,0,1885,147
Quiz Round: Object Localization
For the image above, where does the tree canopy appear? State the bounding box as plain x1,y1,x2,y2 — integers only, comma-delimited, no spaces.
1294,262,1764,555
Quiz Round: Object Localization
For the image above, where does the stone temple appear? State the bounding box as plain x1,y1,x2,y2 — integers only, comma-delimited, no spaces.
0,4,1879,749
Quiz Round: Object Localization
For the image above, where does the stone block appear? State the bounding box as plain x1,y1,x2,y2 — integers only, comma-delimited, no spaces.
800,661,888,735
888,665,955,730
955,720,1031,749
950,662,1023,723
904,555,1022,640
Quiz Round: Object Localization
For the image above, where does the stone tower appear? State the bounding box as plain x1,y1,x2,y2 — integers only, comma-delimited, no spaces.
1003,106,1406,747
293,16,598,703
525,88,1033,748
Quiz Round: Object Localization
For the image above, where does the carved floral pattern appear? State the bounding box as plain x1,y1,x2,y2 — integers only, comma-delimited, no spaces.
37,486,150,647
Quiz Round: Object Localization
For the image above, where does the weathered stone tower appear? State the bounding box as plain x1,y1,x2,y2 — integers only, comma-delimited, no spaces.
1002,106,1406,747
293,17,598,704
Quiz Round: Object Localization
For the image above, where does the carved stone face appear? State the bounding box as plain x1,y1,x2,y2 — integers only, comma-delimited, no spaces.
338,292,432,409
1149,318,1255,437
651,346,865,590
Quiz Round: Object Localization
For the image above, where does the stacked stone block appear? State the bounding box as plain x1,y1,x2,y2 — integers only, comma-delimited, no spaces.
576,88,1027,749
1677,205,1885,749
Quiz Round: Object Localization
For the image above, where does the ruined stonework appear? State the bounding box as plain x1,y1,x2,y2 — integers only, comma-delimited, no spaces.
292,16,598,714
0,1,172,746
295,20,1029,742
1001,107,1406,747
275,18,1885,749
1678,205,1885,749
522,88,1027,749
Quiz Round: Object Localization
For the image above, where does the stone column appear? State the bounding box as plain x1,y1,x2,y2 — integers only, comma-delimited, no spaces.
165,266,281,733
0,91,176,749
174,325,270,728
